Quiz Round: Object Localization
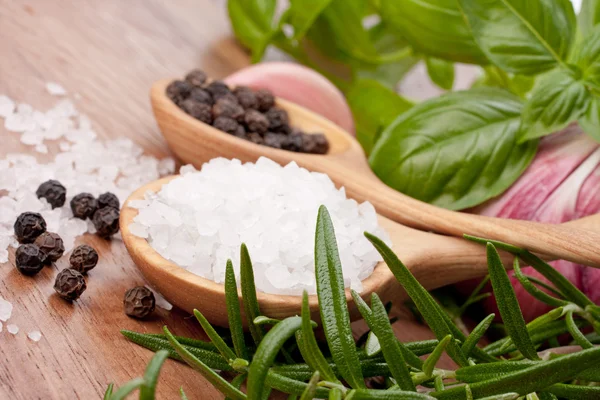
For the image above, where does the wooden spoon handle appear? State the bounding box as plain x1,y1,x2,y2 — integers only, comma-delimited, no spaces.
327,156,600,268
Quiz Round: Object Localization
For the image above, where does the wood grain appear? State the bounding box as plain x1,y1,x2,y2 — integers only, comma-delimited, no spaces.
0,1,453,399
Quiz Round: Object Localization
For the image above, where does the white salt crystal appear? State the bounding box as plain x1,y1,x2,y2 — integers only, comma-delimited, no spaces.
46,82,67,96
7,324,18,335
34,144,48,154
0,321,2,332
0,297,13,321
158,158,176,175
132,157,391,295
0,95,15,118
27,330,42,342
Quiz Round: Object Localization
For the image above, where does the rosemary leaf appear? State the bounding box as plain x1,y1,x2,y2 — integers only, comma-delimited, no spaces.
240,243,265,347
103,383,113,400
108,377,145,400
225,260,249,360
141,333,218,351
329,388,344,400
315,206,365,388
266,370,330,398
296,291,339,383
139,350,169,400
486,243,539,360
225,373,247,400
566,310,593,349
435,346,600,399
462,314,495,357
536,393,558,400
521,275,565,299
300,371,320,400
180,387,188,400
546,383,600,399
193,309,237,362
164,327,247,400
512,258,569,308
345,389,436,399
254,316,281,326
423,335,452,378
365,232,469,366
247,316,303,399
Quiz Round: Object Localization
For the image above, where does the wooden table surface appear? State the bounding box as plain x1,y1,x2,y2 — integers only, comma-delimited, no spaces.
0,1,448,398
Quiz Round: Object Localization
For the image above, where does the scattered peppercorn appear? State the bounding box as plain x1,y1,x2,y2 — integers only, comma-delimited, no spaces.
205,80,231,101
189,87,213,105
185,69,208,86
244,109,269,134
181,99,213,124
166,80,193,104
36,180,66,209
212,98,245,122
14,212,47,244
255,88,275,112
98,192,120,210
124,286,156,319
70,193,98,220
213,116,241,135
167,70,330,154
265,107,290,132
92,207,120,238
233,86,258,110
15,244,46,276
34,232,65,263
54,268,87,301
69,244,99,274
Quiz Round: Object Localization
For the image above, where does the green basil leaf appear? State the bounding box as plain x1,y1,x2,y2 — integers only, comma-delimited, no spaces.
425,57,455,90
486,244,539,360
458,0,576,75
579,0,600,37
315,206,365,388
379,0,487,64
580,95,600,142
288,0,333,40
369,88,537,210
227,0,277,62
472,67,535,98
247,316,303,399
347,79,414,155
240,243,265,346
139,350,169,400
573,25,600,83
520,69,590,141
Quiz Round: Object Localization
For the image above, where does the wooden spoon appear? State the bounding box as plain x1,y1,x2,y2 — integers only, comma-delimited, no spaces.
121,176,510,327
151,79,600,267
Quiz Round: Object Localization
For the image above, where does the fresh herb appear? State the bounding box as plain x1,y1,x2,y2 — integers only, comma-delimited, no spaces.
110,206,600,398
227,0,600,209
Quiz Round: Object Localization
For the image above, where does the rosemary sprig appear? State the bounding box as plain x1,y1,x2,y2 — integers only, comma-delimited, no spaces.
110,206,600,399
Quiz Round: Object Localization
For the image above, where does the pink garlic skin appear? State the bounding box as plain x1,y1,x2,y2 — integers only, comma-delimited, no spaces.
473,125,600,321
224,62,355,134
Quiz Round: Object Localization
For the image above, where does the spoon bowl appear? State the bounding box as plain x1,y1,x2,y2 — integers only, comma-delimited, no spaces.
151,79,600,268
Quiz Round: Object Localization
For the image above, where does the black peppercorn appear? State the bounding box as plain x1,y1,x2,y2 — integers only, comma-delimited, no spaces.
189,87,213,105
98,192,120,210
303,133,329,154
166,80,193,104
34,232,64,263
54,268,86,301
212,98,245,122
69,244,99,274
265,107,290,132
263,132,285,149
15,244,46,276
92,207,120,238
213,116,241,135
282,132,304,152
206,80,231,101
244,109,269,134
14,212,47,244
247,132,264,145
36,180,66,209
185,69,207,86
70,193,98,220
233,86,258,110
181,100,213,124
124,286,156,318
255,88,275,112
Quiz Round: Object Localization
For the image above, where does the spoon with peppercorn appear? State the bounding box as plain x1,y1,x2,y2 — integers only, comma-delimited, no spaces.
150,78,600,268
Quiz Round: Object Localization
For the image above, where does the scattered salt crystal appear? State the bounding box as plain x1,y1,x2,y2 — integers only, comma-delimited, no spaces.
34,144,48,154
0,297,13,321
7,324,18,335
158,158,176,176
131,157,390,295
0,95,15,118
46,82,67,96
0,322,2,332
59,141,71,151
145,285,173,310
27,330,42,342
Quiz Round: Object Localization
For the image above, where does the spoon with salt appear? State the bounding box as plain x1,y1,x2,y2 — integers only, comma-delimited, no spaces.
150,79,600,268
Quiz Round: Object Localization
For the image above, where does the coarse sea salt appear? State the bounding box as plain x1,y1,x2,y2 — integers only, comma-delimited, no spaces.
130,157,390,295
27,330,42,342
0,296,13,322
0,89,176,260
7,324,19,335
